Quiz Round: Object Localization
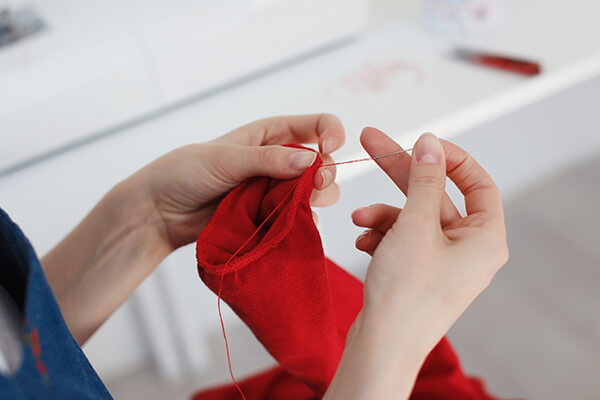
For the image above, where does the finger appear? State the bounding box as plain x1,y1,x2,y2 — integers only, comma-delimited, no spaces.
360,127,461,225
404,133,446,224
314,153,337,190
312,210,319,226
217,114,346,155
216,144,318,183
355,229,384,256
351,204,402,232
310,183,340,207
441,140,504,226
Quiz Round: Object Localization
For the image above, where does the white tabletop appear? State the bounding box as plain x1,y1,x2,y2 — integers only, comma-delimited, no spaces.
2,0,600,254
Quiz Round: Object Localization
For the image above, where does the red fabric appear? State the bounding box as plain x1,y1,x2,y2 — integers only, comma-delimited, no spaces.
197,150,342,395
193,339,496,400
195,146,498,399
412,338,497,400
195,367,316,400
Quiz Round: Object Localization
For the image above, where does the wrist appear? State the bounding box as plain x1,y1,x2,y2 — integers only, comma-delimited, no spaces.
363,285,449,357
358,305,432,369
325,307,430,400
109,177,173,263
42,178,172,344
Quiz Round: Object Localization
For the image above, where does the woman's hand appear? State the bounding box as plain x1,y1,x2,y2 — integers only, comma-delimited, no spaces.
43,114,344,345
324,128,508,400
354,128,508,346
129,114,345,251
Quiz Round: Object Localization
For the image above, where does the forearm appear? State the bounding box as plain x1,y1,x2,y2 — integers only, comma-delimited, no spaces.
324,308,432,400
41,178,171,344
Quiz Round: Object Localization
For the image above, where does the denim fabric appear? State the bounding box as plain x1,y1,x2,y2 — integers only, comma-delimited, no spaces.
0,208,112,399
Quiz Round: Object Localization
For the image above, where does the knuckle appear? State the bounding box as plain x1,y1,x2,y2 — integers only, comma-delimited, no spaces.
318,114,345,139
480,231,510,272
400,211,436,231
411,174,445,190
321,113,341,125
257,147,280,167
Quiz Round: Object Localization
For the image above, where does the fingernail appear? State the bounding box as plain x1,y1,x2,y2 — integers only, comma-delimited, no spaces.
356,230,369,243
415,133,441,164
289,151,317,170
321,138,337,154
321,169,333,187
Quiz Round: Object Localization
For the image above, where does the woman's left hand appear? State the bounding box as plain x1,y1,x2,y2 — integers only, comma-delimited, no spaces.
44,114,344,344
128,114,345,252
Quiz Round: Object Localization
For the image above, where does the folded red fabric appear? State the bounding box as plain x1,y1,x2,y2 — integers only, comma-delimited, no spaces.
197,148,342,395
413,337,498,400
195,366,316,400
192,337,495,400
195,145,498,399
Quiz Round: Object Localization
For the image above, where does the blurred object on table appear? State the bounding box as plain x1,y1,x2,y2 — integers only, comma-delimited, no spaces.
0,6,45,49
423,0,506,34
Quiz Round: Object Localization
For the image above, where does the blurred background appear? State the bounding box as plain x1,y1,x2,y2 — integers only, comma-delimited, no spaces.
1,0,599,399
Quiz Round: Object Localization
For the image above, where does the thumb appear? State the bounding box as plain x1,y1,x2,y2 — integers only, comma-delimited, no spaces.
404,133,446,222
223,144,318,182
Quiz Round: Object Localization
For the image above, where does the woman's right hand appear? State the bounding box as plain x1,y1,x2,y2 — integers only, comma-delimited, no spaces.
324,128,508,400
354,128,509,351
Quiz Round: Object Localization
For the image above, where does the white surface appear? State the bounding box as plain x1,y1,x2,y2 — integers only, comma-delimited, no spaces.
0,0,366,172
5,0,600,189
5,0,590,187
2,0,600,382
319,71,600,279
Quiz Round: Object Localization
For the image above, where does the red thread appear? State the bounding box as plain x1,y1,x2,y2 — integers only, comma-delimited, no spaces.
217,183,298,400
321,155,381,167
214,147,412,398
321,148,413,167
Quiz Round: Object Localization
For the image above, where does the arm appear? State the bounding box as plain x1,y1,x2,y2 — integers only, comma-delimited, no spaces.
41,114,346,345
325,129,509,399
41,181,171,345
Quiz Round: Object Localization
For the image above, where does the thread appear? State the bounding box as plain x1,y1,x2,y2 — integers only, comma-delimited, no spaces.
216,147,413,399
217,184,297,400
321,148,413,167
